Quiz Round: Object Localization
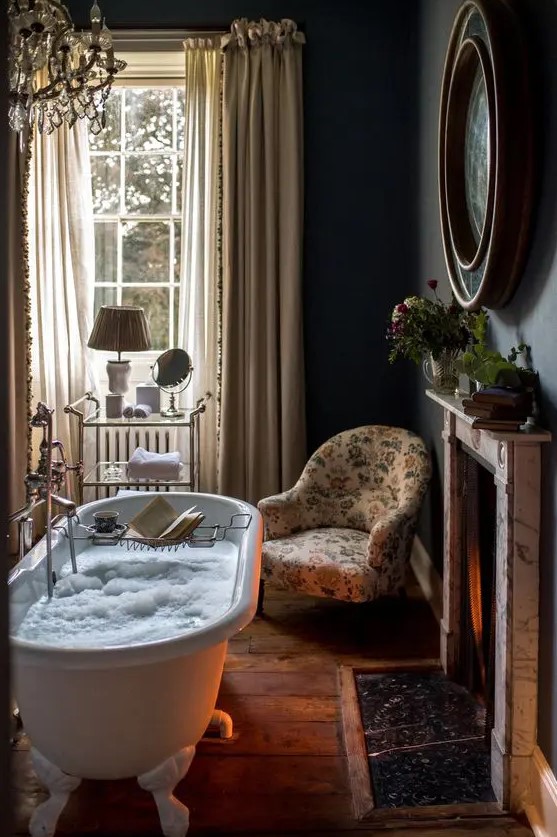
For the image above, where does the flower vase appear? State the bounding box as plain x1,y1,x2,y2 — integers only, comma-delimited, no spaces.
423,350,460,395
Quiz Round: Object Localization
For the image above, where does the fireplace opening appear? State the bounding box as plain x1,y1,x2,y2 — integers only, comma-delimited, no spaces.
458,451,497,740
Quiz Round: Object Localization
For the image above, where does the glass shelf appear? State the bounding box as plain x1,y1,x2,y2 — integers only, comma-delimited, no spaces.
83,410,196,428
83,461,191,488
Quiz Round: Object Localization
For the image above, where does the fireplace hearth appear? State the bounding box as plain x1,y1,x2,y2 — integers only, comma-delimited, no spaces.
427,390,551,810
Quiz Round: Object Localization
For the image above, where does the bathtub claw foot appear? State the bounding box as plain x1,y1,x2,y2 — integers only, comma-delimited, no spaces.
210,708,233,739
138,745,195,837
29,747,81,837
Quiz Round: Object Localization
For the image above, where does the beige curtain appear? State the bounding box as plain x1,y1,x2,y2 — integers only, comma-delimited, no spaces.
219,18,306,504
179,36,222,493
7,133,33,556
29,120,97,497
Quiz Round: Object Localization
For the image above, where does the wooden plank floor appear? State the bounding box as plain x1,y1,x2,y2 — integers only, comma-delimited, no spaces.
11,578,533,836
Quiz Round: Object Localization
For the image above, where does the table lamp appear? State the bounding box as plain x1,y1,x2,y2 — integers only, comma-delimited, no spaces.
87,305,152,395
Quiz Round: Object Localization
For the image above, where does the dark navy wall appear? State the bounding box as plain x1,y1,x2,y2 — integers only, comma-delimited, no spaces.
68,0,421,454
418,0,557,774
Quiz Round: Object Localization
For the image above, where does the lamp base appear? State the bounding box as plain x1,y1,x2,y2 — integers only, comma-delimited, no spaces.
107,360,131,395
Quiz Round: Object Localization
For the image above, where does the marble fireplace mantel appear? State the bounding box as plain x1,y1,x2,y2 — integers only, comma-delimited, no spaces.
426,389,551,811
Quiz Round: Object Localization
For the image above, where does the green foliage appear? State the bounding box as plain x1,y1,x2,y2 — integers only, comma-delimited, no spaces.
456,310,537,388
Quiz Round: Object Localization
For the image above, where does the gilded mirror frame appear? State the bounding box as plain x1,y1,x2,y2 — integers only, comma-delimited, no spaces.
439,0,534,310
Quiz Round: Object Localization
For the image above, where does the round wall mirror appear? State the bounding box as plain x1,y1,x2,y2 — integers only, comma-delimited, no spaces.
439,0,534,310
152,349,193,417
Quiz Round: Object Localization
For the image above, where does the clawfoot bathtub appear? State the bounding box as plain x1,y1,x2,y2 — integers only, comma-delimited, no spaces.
9,492,262,837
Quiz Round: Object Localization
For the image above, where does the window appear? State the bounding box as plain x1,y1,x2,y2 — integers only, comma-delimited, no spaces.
89,86,185,351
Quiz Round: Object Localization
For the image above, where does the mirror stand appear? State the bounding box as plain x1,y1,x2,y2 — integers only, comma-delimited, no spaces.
161,391,185,419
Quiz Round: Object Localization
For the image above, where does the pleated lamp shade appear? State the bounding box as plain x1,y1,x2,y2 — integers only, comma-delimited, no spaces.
88,306,152,396
87,306,152,358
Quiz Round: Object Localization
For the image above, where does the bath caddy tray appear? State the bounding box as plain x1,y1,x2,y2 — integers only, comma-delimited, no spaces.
119,513,252,551
55,513,252,552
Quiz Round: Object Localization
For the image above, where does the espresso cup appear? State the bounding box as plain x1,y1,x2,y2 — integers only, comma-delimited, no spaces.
93,510,120,534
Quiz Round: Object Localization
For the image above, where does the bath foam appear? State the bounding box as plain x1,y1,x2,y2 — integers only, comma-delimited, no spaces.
13,542,238,649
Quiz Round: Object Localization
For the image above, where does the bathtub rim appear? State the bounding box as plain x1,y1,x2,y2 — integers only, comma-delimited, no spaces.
9,492,262,669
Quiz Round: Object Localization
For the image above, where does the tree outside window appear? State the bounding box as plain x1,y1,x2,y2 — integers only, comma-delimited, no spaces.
89,87,184,351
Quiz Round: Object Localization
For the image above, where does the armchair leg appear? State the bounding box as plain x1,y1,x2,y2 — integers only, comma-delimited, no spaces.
256,579,265,616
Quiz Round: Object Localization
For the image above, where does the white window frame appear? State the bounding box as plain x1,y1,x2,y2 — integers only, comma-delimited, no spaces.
91,45,186,390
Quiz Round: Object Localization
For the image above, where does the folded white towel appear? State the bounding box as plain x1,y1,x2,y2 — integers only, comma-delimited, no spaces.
133,403,152,418
127,447,181,481
123,403,135,418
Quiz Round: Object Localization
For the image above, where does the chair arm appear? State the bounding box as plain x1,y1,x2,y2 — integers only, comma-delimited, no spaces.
367,507,418,571
257,489,305,540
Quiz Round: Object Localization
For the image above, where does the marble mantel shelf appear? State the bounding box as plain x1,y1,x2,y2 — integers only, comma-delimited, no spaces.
426,389,551,443
425,387,550,812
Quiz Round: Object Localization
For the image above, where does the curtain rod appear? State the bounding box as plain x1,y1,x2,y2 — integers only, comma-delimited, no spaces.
112,27,228,38
112,29,227,51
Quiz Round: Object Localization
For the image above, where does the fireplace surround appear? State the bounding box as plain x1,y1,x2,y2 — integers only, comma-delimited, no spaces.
427,390,551,810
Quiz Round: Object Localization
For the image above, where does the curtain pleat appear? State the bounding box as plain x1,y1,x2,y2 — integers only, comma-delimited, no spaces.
179,37,222,493
29,120,97,500
219,19,306,504
7,134,33,557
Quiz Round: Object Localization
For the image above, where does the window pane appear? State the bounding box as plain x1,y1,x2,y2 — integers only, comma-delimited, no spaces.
125,154,173,214
91,155,120,215
122,287,169,351
89,92,121,152
122,221,170,283
95,222,118,283
173,221,181,281
125,89,174,152
173,287,180,345
176,155,183,213
176,89,185,151
94,286,118,317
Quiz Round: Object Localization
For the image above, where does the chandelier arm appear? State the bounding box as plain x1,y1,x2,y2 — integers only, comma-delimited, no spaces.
8,0,125,137
39,0,73,26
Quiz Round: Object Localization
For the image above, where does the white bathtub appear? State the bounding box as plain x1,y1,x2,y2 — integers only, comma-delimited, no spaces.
10,492,262,836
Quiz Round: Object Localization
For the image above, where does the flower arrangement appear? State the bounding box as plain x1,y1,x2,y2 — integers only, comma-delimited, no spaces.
387,280,475,365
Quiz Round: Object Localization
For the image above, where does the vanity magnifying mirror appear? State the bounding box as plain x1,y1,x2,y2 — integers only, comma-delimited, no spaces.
439,0,534,310
152,349,193,418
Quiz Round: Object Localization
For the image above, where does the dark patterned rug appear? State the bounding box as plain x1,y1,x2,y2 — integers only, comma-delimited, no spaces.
355,670,495,808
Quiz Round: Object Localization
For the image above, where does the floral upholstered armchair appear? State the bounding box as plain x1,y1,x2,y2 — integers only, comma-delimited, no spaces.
257,425,431,611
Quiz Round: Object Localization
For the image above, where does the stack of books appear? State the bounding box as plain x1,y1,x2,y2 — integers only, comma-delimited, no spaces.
462,387,533,431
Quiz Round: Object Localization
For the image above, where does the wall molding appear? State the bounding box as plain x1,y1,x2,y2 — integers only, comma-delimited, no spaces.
525,746,557,837
410,536,443,623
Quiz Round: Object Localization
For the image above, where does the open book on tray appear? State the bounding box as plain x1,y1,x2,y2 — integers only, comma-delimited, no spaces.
127,496,205,541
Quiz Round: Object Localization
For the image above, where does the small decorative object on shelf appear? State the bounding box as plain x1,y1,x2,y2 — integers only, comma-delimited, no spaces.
135,371,161,414
387,280,477,394
105,394,123,419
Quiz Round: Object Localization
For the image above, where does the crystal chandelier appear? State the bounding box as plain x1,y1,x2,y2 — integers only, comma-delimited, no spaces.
8,1,126,137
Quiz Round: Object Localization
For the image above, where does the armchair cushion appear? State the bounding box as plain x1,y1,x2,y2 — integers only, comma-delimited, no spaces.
261,528,378,602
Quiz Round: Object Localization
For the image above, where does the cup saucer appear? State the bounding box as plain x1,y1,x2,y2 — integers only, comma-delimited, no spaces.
85,523,127,537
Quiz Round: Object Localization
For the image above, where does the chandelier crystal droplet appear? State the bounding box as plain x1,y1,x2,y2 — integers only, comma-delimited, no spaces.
8,0,126,137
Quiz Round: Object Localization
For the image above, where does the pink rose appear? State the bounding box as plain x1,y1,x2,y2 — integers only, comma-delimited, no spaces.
396,303,409,314
427,279,438,290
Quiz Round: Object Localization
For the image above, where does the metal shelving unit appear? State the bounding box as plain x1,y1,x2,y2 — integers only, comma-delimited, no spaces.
64,392,207,503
